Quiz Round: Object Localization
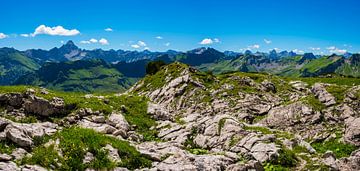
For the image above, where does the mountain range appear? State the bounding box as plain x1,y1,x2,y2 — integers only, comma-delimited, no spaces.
0,40,359,93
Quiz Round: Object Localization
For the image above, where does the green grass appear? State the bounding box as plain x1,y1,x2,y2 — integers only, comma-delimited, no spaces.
0,86,158,141
301,56,340,73
0,140,17,154
311,138,357,158
326,85,348,103
107,96,158,141
218,118,226,134
1,115,38,123
22,144,64,169
136,62,189,92
285,76,360,86
22,127,152,170
244,125,272,134
302,95,326,111
175,115,186,125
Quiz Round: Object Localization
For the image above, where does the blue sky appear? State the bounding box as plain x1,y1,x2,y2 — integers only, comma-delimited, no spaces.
0,0,359,54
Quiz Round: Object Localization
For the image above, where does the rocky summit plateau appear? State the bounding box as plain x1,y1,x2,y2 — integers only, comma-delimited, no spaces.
0,62,360,171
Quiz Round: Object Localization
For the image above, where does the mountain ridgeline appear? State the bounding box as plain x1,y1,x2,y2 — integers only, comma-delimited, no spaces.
0,40,359,93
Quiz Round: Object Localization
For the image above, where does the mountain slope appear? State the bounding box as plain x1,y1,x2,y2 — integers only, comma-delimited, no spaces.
16,59,138,93
0,48,40,85
197,53,357,78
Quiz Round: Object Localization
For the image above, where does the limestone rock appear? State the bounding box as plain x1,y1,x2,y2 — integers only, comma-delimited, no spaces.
311,83,336,106
0,161,20,171
344,117,360,146
106,112,129,131
24,96,65,116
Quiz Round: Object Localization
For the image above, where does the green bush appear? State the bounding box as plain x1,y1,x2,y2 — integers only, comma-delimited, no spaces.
146,60,166,75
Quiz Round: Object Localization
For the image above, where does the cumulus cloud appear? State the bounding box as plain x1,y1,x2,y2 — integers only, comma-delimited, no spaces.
131,40,148,49
99,38,109,45
156,36,163,40
264,39,272,44
20,34,30,37
200,38,213,45
138,41,146,47
80,38,107,45
292,49,304,54
165,42,171,47
247,44,260,50
327,46,336,50
309,47,321,51
104,28,113,32
80,40,91,44
31,25,80,37
131,44,140,49
0,33,8,39
273,48,281,52
89,38,98,43
214,38,220,43
327,46,347,54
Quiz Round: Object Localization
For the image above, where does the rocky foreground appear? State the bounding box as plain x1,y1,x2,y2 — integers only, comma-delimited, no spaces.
0,62,360,170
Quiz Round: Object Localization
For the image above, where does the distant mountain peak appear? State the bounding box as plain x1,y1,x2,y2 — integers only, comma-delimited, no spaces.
65,40,75,46
60,40,79,51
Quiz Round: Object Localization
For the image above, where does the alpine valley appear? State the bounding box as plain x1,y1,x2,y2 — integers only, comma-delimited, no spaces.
0,41,360,171
1,41,360,93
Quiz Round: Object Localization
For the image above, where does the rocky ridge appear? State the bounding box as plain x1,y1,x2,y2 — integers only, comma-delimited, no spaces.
0,62,359,170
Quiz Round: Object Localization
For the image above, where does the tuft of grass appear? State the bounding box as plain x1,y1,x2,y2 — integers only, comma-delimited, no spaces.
302,95,326,111
1,115,38,123
23,127,152,170
218,118,226,134
188,148,208,155
22,144,63,169
311,138,357,158
244,125,272,134
326,85,348,104
175,116,186,125
0,140,17,154
108,95,158,141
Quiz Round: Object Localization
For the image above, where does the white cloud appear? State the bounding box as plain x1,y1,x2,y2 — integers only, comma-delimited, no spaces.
156,36,163,40
309,47,321,51
199,38,221,45
131,40,148,49
20,34,30,37
292,49,304,54
248,44,260,50
144,47,150,50
80,40,91,44
200,38,213,45
89,38,98,43
327,46,336,50
0,33,8,39
273,48,281,51
343,44,352,48
327,46,347,54
131,44,140,49
104,28,113,32
32,25,80,36
81,38,108,45
60,40,65,44
138,41,146,47
165,42,171,47
264,39,272,44
99,38,109,45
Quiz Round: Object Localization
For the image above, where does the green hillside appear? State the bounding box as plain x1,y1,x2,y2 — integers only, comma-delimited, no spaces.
16,59,138,93
0,48,40,85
